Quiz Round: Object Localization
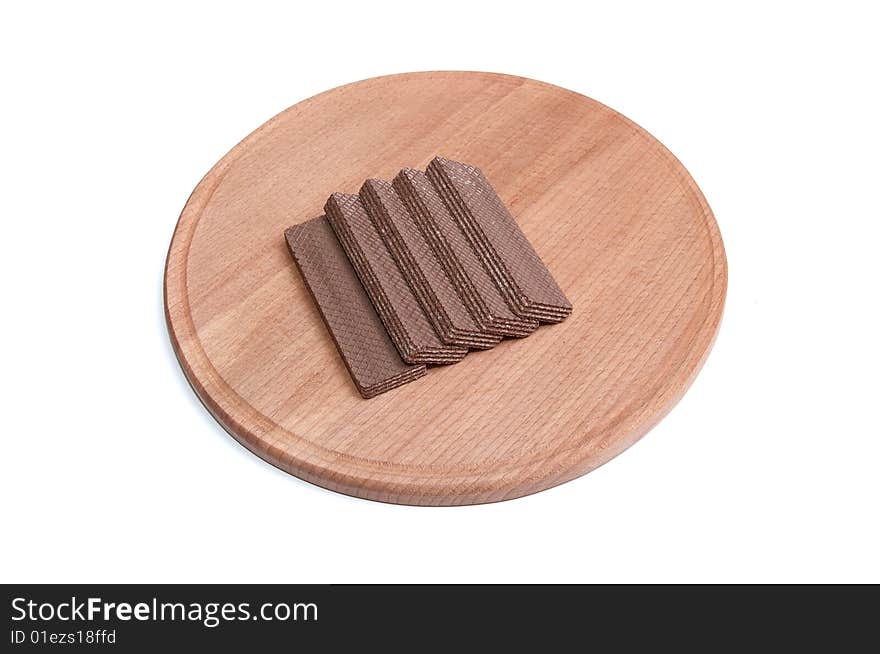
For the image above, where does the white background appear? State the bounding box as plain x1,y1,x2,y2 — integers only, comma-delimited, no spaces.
2,2,878,583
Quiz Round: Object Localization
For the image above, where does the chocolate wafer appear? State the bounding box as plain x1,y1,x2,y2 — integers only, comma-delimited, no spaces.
426,156,572,323
360,178,500,350
393,168,540,338
325,192,467,365
284,216,426,398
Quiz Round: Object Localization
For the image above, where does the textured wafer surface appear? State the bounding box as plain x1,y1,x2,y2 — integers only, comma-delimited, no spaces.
428,156,572,322
394,168,539,338
284,216,426,398
360,179,499,349
325,192,466,365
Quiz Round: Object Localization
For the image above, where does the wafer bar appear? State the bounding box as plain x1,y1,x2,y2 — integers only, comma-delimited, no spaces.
325,192,467,365
360,179,501,350
393,168,539,338
426,157,572,323
284,216,426,398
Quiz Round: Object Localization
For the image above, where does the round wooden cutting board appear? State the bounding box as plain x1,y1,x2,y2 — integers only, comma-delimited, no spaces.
164,71,726,505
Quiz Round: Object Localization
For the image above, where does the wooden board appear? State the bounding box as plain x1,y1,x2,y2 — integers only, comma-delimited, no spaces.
164,71,727,505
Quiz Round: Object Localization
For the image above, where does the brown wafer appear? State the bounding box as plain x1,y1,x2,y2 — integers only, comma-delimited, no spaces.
427,156,572,323
325,192,467,365
360,178,500,350
393,168,540,338
284,216,426,398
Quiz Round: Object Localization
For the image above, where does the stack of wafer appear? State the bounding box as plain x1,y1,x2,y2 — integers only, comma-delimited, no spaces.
285,157,571,398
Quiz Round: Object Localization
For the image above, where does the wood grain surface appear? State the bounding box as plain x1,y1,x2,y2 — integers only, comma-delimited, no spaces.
163,71,727,505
